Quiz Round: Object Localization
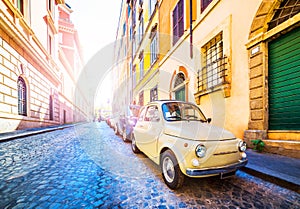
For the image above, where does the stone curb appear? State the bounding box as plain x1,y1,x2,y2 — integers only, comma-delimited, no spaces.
0,124,76,143
240,166,300,193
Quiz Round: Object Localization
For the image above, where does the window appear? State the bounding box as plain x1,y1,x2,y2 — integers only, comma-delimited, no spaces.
48,35,53,55
201,0,213,12
144,105,160,122
17,0,24,15
139,53,144,80
197,33,227,92
128,4,131,17
150,86,158,102
150,32,158,65
133,33,136,54
149,0,157,17
123,23,126,36
139,91,144,106
172,0,184,45
138,12,144,44
17,77,27,116
133,64,137,88
133,3,136,27
49,95,54,120
48,0,53,12
268,0,300,30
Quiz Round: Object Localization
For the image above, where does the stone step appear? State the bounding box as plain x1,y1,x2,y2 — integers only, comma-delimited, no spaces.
268,131,300,141
263,139,300,158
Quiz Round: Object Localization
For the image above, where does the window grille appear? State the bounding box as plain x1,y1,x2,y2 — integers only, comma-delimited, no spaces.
268,0,300,30
197,34,228,92
150,86,158,102
17,77,27,116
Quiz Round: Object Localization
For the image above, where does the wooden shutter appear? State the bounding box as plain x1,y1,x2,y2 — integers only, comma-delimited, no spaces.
268,27,300,130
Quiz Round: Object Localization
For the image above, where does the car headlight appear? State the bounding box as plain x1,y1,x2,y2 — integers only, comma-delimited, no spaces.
195,144,206,158
238,141,247,152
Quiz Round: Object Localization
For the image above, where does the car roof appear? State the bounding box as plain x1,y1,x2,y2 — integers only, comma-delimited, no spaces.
146,100,196,106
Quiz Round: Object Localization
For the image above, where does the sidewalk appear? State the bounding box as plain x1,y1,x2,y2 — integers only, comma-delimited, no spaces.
0,124,299,193
0,124,76,142
242,149,300,193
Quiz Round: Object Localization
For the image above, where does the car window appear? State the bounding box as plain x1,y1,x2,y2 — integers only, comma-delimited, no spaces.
144,105,160,122
138,107,146,121
162,103,181,121
162,102,207,122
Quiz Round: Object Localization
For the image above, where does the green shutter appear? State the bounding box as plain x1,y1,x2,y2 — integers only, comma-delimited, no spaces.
268,27,300,130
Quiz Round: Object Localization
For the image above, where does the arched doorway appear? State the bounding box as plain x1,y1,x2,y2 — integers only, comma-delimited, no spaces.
173,72,186,101
245,0,300,157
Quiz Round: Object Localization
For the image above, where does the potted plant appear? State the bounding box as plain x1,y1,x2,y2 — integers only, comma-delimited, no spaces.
251,139,265,152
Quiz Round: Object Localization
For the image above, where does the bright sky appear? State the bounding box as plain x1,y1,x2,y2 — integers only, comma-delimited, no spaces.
67,0,121,59
66,1,122,109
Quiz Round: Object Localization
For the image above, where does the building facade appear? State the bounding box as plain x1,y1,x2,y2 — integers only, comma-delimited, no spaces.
114,0,300,157
0,0,90,133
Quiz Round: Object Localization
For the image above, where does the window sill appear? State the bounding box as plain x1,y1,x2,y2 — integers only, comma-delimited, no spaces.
194,83,231,104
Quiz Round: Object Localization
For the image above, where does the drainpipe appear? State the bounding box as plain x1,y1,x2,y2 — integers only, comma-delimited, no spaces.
189,0,193,58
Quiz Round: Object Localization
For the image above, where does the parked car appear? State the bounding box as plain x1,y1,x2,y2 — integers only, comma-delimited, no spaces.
132,100,248,189
114,105,141,142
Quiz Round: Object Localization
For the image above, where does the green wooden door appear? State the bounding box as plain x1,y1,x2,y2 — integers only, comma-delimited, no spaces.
175,87,185,101
268,27,300,130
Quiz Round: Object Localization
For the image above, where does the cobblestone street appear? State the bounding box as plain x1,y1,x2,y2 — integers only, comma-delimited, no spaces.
0,123,299,209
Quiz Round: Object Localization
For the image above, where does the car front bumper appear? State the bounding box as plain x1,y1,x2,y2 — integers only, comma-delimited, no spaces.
186,158,248,177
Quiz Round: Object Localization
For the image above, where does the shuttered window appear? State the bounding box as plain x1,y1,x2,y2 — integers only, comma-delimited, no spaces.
268,27,300,130
201,0,212,12
172,0,184,45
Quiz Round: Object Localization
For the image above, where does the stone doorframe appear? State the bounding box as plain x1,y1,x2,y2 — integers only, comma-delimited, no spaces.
244,0,300,141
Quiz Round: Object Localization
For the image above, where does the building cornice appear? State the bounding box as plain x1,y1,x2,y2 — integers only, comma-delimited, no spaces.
44,11,58,34
0,7,60,86
59,25,76,33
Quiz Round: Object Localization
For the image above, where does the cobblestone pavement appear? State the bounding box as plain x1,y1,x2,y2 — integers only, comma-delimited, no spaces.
0,123,299,209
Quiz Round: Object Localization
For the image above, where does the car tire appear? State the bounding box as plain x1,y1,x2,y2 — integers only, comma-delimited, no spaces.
131,136,140,153
122,129,128,142
160,150,185,189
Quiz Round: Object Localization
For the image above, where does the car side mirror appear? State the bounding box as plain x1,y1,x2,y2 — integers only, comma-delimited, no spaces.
207,118,212,123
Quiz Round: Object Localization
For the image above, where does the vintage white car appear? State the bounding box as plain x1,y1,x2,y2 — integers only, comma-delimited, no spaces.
132,100,247,189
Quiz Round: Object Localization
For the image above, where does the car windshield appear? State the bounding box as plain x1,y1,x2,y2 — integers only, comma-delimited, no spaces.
162,102,207,122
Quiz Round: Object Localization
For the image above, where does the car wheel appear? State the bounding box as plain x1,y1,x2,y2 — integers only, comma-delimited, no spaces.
122,129,128,142
131,136,140,153
128,132,133,141
161,150,185,189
